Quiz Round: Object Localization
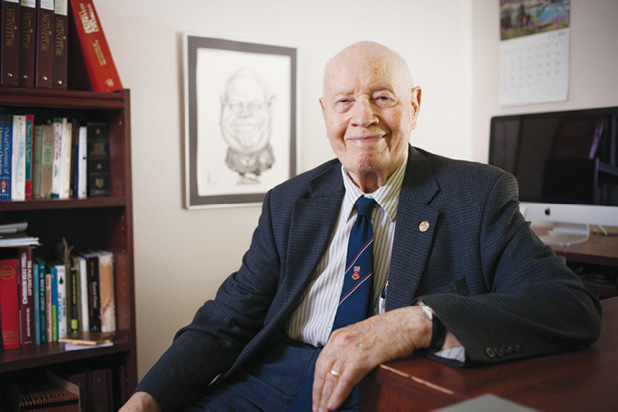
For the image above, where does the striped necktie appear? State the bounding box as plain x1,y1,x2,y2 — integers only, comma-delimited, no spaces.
332,196,377,330
288,197,377,412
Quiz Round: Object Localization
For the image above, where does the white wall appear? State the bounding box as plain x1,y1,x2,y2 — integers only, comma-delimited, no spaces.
94,0,474,380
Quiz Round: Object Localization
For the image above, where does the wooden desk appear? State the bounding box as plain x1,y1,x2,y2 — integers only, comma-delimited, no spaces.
359,297,618,412
533,229,618,268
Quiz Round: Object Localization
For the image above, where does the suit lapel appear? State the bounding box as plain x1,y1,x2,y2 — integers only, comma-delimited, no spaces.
386,148,441,311
280,165,345,315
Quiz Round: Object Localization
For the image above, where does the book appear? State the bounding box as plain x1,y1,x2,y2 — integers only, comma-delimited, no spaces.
1,0,21,86
32,125,43,199
51,117,65,198
11,115,26,201
50,264,57,341
69,0,122,92
97,251,115,333
73,255,89,332
18,0,37,87
24,114,34,200
33,255,40,344
37,258,47,343
59,330,113,346
35,0,55,88
0,114,12,200
89,367,113,412
62,119,73,198
39,123,55,198
87,122,109,197
84,252,100,332
17,247,34,347
0,256,20,349
54,263,67,339
52,0,68,89
76,125,87,198
45,271,53,342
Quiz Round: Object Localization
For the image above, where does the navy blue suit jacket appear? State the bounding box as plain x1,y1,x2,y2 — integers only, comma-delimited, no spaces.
138,146,601,411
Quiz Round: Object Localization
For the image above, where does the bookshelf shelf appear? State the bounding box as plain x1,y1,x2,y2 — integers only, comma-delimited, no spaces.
0,197,128,211
0,88,136,409
0,340,133,373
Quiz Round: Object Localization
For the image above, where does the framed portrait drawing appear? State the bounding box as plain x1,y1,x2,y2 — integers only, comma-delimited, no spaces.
184,35,297,209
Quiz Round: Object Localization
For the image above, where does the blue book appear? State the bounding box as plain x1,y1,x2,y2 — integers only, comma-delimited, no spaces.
0,114,12,200
50,267,58,341
38,259,47,343
33,261,41,345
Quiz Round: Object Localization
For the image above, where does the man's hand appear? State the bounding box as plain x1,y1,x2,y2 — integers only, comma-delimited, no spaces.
311,306,432,412
119,391,161,412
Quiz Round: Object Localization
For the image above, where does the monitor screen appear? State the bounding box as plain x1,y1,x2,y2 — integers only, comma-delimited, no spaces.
489,106,618,245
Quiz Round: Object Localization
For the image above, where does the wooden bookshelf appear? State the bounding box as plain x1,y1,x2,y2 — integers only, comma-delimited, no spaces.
0,88,136,409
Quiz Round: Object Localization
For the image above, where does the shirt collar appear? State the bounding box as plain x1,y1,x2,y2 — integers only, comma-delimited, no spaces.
341,155,408,223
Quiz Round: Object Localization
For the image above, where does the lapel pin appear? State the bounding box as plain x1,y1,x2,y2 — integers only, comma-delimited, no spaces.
419,221,430,232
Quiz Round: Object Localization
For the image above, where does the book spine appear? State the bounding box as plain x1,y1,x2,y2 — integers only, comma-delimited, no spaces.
68,0,122,92
75,256,89,332
56,263,67,339
69,260,78,332
33,257,40,344
40,123,55,198
77,125,87,198
51,117,64,198
98,251,115,333
0,114,12,200
35,0,55,88
32,125,43,199
0,257,20,349
62,119,72,198
11,115,26,201
45,271,52,342
85,254,100,332
86,122,109,197
18,247,34,347
1,0,21,86
53,0,68,89
38,259,47,343
50,266,57,341
19,0,37,87
24,114,34,200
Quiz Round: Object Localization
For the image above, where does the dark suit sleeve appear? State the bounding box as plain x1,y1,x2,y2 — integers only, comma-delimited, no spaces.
419,172,602,364
135,190,282,411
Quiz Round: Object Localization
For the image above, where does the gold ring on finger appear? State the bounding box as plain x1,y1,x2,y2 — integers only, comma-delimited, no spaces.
329,369,341,378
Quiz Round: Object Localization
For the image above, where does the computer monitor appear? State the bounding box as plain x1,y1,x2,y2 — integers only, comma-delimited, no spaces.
489,106,618,246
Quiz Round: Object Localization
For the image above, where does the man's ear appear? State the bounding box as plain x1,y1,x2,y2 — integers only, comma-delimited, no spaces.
411,86,422,116
319,97,328,119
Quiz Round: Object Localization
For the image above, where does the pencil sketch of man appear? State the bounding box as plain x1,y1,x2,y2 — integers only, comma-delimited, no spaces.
220,68,276,185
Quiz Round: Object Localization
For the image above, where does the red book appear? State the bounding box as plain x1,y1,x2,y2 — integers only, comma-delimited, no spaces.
19,0,37,87
17,247,34,347
35,0,55,88
1,0,22,86
52,0,69,89
0,256,20,350
69,0,122,92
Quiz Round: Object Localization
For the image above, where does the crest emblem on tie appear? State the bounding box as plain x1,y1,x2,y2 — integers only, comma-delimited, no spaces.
352,266,361,280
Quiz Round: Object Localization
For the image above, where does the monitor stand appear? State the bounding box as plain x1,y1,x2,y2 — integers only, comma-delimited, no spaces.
538,222,590,247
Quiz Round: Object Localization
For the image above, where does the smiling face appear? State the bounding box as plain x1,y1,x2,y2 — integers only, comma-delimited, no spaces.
320,42,421,192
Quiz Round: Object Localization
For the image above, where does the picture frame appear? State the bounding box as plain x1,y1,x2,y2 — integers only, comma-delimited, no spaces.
183,35,297,209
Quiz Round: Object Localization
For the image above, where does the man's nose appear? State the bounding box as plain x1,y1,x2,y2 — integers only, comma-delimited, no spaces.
350,98,379,128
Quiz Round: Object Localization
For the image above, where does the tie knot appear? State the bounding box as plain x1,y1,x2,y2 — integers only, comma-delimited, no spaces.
355,197,377,217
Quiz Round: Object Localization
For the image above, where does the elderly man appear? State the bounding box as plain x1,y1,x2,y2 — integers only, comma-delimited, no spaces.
121,41,601,412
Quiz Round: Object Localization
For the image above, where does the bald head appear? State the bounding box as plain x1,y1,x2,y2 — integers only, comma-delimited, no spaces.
323,41,413,95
